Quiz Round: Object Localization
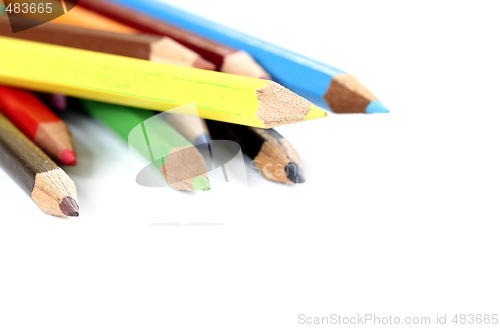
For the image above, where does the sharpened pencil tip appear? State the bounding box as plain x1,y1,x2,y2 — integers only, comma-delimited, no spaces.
305,104,328,121
285,162,305,184
221,50,270,79
365,100,389,114
193,134,211,147
192,175,211,191
60,196,79,217
193,57,216,71
60,149,77,166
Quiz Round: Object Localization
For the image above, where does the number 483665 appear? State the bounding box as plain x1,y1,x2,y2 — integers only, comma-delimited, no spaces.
5,2,53,14
452,314,498,325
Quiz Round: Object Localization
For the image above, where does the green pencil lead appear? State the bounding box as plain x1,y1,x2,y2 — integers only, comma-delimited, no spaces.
192,175,211,191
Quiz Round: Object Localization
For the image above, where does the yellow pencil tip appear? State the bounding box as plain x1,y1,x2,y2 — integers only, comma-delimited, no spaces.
305,104,328,121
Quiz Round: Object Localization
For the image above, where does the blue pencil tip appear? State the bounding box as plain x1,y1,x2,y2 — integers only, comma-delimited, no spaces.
194,134,211,146
365,100,389,114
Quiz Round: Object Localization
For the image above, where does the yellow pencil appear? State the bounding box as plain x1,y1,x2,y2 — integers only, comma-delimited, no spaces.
0,37,326,128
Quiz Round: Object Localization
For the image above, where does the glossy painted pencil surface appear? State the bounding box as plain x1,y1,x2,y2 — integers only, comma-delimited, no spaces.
82,100,210,191
0,16,214,69
0,112,79,217
0,85,77,166
69,0,270,78
206,120,305,184
110,0,388,114
0,37,326,128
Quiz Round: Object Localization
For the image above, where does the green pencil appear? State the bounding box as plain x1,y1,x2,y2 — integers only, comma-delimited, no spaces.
81,99,210,191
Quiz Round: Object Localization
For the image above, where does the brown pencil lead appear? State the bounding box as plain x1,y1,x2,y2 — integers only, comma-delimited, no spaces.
60,196,79,217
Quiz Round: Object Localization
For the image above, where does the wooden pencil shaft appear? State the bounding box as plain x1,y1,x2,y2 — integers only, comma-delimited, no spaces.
0,37,325,128
0,16,202,67
0,112,57,195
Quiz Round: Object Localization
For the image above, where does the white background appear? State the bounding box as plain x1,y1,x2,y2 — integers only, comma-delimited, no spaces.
1,1,499,327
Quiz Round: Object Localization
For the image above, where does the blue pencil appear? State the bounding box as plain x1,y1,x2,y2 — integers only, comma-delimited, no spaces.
109,0,389,114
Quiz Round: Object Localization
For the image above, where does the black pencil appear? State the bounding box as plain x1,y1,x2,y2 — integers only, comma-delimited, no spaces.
205,120,305,184
0,112,79,217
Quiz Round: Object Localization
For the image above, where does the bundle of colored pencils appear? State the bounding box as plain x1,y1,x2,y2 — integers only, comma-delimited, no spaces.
0,0,388,218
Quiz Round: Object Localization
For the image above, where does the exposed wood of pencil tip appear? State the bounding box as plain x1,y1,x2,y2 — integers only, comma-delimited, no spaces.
205,120,304,184
253,129,304,184
221,50,270,79
257,81,327,128
32,168,79,217
0,112,79,217
325,74,378,113
35,121,77,166
162,145,210,191
150,38,215,70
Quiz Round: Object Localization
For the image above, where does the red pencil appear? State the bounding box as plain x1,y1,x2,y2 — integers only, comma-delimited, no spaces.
0,86,77,166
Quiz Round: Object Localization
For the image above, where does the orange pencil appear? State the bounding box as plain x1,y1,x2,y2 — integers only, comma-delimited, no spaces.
49,5,139,33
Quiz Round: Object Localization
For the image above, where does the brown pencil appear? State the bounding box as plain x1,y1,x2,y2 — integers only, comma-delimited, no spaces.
0,16,215,70
0,111,79,217
67,0,270,78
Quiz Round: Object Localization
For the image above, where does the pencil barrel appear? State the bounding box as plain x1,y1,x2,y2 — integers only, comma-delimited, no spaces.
0,112,57,194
